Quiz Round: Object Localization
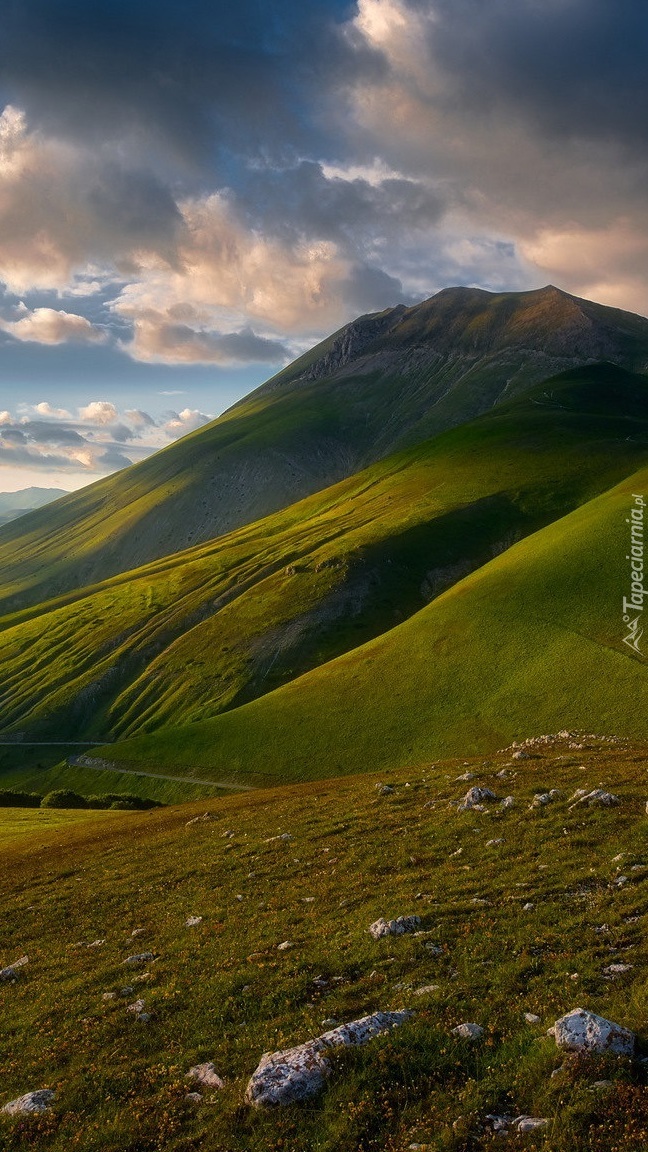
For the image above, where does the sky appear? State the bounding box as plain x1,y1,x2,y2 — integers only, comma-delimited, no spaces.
0,0,646,490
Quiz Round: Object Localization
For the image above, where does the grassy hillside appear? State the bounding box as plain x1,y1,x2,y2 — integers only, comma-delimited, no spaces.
1,287,647,612
1,738,647,1151
1,365,647,746
93,462,648,785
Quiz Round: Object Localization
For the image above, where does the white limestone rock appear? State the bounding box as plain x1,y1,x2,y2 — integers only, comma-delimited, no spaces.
186,1063,224,1090
553,1008,634,1055
2,1089,55,1115
458,787,496,811
369,915,421,939
451,1022,484,1040
246,1011,410,1107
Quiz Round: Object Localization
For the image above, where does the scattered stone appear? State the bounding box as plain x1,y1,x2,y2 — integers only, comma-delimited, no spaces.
368,915,421,939
414,985,440,995
568,789,621,811
531,789,561,807
86,939,105,948
513,1116,549,1133
524,1013,541,1024
185,1092,203,1103
119,986,134,997
277,941,293,951
552,1008,634,1055
123,952,155,966
512,750,530,760
186,1063,224,1090
590,1080,614,1090
458,786,496,811
2,1090,55,1115
451,1022,483,1040
486,838,503,846
126,998,146,1015
264,833,293,843
603,963,633,977
522,902,534,912
455,772,475,781
185,916,203,927
424,942,443,954
102,992,117,1001
500,796,515,809
130,928,147,938
375,784,394,795
185,812,215,826
245,1010,411,1107
0,956,28,981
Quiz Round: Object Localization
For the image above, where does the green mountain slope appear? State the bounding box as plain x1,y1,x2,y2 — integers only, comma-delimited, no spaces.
1,364,646,743
2,286,648,613
92,461,648,785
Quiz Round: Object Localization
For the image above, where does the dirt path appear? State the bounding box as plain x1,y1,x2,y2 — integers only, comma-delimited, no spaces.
68,756,253,792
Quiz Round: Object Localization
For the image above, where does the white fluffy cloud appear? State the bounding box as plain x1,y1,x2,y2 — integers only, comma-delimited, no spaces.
0,306,105,344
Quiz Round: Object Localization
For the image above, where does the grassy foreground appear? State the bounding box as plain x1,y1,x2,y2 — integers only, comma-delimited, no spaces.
0,736,647,1151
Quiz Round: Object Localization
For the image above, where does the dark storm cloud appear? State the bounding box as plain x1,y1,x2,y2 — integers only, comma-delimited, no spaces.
19,421,87,445
0,0,368,166
414,0,648,149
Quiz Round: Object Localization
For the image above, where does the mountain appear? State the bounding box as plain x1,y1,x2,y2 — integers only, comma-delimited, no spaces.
1,361,646,763
0,487,66,526
84,461,648,789
2,285,648,613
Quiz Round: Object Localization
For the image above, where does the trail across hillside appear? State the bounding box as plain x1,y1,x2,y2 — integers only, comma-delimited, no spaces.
67,755,252,792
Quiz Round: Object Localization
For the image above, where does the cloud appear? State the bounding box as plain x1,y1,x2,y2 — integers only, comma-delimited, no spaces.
78,400,119,425
0,306,105,344
162,408,212,437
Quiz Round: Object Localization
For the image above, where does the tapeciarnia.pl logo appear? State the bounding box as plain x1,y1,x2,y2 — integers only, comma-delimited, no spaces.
622,493,646,656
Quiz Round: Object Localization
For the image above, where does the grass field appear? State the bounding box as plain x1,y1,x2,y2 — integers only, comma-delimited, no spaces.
91,463,648,788
0,736,647,1151
0,806,126,848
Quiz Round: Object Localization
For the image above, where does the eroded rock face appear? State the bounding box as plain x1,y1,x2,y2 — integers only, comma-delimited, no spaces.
552,1008,634,1055
368,915,421,939
2,1089,55,1115
246,1011,411,1107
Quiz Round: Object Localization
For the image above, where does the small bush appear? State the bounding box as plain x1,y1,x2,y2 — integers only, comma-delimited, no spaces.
0,790,42,807
85,793,163,810
41,789,88,809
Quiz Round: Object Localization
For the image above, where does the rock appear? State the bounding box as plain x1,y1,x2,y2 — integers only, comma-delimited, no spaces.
185,916,203,927
531,789,561,807
2,1089,55,1115
102,992,117,1001
500,796,515,809
486,838,503,846
264,833,293,843
375,784,394,795
568,789,620,811
553,1008,634,1055
186,1062,224,1090
424,942,443,954
0,956,28,981
455,772,475,781
512,750,530,760
524,1012,541,1024
126,998,146,1015
186,812,215,826
458,786,496,811
451,1022,483,1040
603,963,633,976
414,985,440,995
185,1092,203,1103
369,915,421,939
119,986,134,997
130,928,147,938
522,902,534,912
122,952,154,966
277,941,293,951
246,1010,411,1107
513,1116,548,1133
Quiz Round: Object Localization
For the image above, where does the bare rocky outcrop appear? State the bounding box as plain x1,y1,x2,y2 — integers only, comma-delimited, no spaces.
458,786,496,811
246,1011,411,1107
185,1063,225,1091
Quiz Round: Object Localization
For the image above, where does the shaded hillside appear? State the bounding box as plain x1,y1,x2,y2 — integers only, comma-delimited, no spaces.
93,463,648,786
1,365,647,743
0,488,66,526
1,287,647,612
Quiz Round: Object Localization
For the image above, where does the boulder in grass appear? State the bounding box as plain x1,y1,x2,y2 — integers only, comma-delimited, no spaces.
185,1063,224,1091
458,787,496,811
451,1022,484,1040
122,952,154,966
2,1090,55,1115
246,1011,411,1107
552,1008,634,1055
369,915,420,939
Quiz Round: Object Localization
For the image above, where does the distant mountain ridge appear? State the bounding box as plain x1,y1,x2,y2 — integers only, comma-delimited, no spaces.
0,284,647,612
0,487,66,526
